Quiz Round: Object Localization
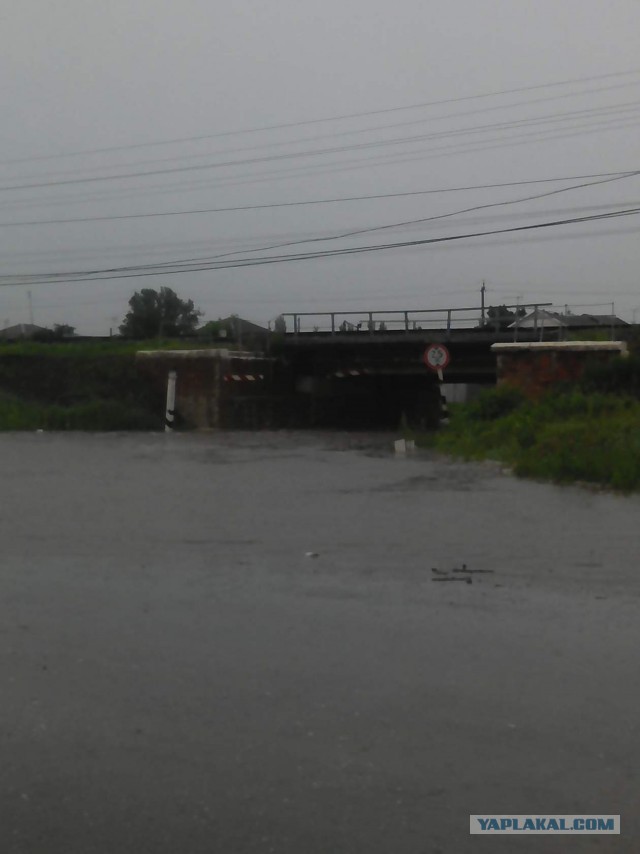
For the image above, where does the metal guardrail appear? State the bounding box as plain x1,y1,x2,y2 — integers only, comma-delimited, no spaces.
279,304,553,338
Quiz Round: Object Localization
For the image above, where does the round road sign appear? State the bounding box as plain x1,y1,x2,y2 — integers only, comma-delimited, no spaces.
424,343,451,372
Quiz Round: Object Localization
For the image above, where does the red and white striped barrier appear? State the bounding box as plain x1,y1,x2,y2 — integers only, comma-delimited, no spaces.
223,373,264,382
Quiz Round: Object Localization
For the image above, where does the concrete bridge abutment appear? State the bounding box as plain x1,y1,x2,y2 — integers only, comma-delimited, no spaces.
492,341,628,397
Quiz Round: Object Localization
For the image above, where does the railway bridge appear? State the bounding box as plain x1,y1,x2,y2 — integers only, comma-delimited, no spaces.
277,304,549,428
139,303,623,430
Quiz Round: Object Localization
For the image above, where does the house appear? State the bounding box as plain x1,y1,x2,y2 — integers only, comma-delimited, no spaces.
0,323,50,341
509,309,628,338
198,316,268,346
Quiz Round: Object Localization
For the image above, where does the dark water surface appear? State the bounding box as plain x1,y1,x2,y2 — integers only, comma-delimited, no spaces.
2,432,639,853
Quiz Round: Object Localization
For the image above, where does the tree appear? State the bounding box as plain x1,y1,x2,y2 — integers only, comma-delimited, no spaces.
119,287,202,339
482,304,526,331
273,314,287,334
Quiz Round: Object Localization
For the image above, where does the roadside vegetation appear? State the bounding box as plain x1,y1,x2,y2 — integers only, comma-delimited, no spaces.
0,345,167,431
0,393,159,431
423,354,640,492
0,286,244,430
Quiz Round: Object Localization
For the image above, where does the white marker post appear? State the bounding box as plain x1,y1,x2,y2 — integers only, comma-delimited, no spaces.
437,367,450,425
165,370,177,432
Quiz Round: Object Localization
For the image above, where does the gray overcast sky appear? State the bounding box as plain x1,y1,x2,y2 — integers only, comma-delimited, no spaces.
1,0,639,334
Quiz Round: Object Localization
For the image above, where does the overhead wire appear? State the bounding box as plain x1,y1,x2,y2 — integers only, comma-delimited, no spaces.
2,106,638,212
2,67,639,166
50,172,634,272
163,171,640,265
4,201,638,267
0,171,634,228
3,172,637,270
5,81,640,182
2,73,638,311
2,100,640,193
0,122,636,218
3,207,639,286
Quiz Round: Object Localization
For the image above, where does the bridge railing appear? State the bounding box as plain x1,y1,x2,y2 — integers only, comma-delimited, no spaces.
280,304,552,337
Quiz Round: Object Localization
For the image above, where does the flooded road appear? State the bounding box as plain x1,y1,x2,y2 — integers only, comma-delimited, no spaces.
1,432,639,853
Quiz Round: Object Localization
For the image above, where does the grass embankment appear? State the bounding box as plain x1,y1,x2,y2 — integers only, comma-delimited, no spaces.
0,342,170,431
422,355,640,491
0,394,157,431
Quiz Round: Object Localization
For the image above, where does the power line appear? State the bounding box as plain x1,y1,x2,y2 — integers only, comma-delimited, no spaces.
301,115,640,181
2,107,637,211
3,201,637,267
3,207,638,285
184,172,639,264
3,67,640,165
3,99,639,193
0,171,633,228
4,176,636,270
7,80,640,181
0,120,636,222
70,173,636,272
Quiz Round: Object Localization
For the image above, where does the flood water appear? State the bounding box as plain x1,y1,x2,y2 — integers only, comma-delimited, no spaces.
2,431,639,852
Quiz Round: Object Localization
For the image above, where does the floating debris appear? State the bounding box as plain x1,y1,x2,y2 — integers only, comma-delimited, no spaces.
453,565,494,574
453,567,493,575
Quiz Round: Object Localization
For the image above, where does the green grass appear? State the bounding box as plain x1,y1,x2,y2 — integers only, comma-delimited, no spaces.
423,385,640,491
0,347,168,430
0,394,160,431
0,337,248,430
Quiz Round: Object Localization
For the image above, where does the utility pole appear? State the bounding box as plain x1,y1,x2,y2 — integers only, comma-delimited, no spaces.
27,290,34,326
480,281,486,324
611,301,615,341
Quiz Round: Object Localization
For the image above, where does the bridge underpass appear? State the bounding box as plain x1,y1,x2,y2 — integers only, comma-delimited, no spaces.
277,305,553,428
281,334,502,428
136,305,620,430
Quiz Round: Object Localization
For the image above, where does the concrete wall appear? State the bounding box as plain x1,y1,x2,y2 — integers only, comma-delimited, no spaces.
136,349,278,429
136,349,463,430
492,341,627,397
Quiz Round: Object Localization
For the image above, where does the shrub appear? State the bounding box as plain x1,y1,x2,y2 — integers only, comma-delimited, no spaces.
581,354,640,398
464,385,526,421
427,385,640,491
